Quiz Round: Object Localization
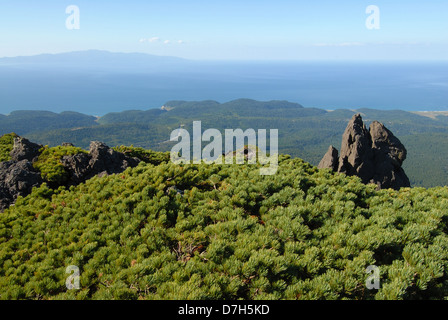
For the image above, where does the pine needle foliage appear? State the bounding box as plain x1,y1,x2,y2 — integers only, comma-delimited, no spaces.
0,133,17,162
33,146,87,184
1,151,448,300
112,145,170,165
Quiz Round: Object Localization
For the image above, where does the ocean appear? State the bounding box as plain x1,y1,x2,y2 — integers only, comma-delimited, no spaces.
0,60,447,115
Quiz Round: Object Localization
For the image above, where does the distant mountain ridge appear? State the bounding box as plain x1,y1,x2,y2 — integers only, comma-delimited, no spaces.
0,50,187,70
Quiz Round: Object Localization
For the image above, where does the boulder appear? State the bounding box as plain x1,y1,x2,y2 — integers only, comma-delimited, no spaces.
0,160,43,212
317,145,339,171
61,141,141,185
62,142,74,147
60,152,91,185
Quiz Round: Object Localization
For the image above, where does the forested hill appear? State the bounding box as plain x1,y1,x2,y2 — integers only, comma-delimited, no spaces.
0,111,97,136
2,99,448,187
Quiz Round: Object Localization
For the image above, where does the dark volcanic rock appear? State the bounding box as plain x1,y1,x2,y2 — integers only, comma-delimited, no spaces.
10,136,42,162
60,152,91,185
61,141,141,185
318,114,410,190
0,160,43,212
62,142,74,147
368,121,410,189
88,141,140,176
337,114,375,179
317,145,339,171
370,121,407,167
1,137,141,212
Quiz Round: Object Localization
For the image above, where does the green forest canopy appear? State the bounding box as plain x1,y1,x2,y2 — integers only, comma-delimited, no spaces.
2,100,448,188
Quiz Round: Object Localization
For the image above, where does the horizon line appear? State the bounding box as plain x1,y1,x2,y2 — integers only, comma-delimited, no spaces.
1,49,448,63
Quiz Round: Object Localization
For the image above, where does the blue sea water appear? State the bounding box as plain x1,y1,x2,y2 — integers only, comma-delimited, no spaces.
0,60,447,115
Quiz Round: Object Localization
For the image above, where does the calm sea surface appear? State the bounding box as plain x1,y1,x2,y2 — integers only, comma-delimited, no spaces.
0,61,447,115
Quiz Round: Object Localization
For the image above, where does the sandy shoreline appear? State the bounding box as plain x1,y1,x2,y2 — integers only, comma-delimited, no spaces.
412,111,448,119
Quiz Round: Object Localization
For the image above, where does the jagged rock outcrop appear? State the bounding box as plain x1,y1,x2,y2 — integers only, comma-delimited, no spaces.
368,121,410,189
0,137,44,211
62,142,74,147
337,114,375,179
10,136,42,163
318,114,410,190
0,137,141,212
61,141,141,185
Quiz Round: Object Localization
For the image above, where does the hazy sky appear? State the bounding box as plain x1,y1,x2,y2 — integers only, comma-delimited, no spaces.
1,0,447,60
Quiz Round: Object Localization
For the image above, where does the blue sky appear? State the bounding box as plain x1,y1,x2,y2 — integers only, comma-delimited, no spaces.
0,0,447,60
